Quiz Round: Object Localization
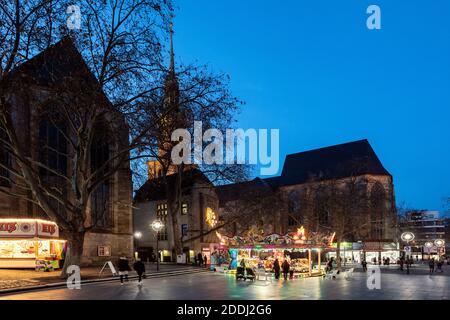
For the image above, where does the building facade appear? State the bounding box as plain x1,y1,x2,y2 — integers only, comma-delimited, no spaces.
400,210,446,259
133,168,219,263
0,38,133,266
217,140,397,251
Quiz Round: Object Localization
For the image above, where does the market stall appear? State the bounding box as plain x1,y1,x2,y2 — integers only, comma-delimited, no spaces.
217,227,334,278
0,219,66,269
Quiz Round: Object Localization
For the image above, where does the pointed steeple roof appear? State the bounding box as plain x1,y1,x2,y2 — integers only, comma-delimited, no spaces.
164,16,179,111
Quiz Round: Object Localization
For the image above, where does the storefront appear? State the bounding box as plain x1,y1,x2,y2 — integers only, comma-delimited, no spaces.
327,242,363,264
363,241,399,264
0,219,66,269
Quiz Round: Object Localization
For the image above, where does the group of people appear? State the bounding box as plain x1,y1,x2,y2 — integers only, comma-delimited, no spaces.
194,252,208,267
272,258,291,280
117,257,146,286
428,257,446,274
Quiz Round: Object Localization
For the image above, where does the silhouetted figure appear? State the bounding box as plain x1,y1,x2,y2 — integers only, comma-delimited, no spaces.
282,259,290,280
429,258,435,274
273,259,281,279
362,260,368,272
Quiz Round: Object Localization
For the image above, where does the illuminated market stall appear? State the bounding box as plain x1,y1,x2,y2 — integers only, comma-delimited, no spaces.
0,219,66,269
217,227,335,278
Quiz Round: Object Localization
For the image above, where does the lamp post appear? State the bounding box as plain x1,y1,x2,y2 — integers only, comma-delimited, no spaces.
151,220,164,272
401,232,415,259
134,231,142,259
435,239,445,258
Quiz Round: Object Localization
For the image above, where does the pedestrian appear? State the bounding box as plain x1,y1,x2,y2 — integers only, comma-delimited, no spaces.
197,252,203,267
118,256,131,285
240,258,246,268
204,255,208,267
273,259,281,279
361,259,368,272
429,258,435,274
406,259,410,274
399,258,404,271
133,258,146,286
282,259,290,281
326,258,333,272
437,259,443,273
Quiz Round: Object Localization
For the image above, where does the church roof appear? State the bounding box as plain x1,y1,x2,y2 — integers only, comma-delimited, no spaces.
265,139,391,187
9,36,99,89
134,168,213,202
215,177,275,204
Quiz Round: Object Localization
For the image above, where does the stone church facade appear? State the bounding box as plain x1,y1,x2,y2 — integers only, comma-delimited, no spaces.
0,38,133,265
217,139,397,243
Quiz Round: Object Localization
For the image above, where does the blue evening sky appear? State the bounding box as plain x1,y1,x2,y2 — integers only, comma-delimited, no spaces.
173,0,450,213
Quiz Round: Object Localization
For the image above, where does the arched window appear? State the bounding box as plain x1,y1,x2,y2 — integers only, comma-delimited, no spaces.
287,190,303,227
370,182,386,239
0,124,10,187
39,115,68,216
315,189,330,227
90,120,112,229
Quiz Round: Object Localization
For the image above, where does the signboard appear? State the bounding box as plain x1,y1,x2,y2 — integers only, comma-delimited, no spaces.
181,224,188,237
98,245,111,257
0,219,59,238
99,261,117,276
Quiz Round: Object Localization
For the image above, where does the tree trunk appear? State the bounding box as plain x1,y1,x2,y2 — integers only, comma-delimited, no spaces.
60,231,85,279
336,240,342,271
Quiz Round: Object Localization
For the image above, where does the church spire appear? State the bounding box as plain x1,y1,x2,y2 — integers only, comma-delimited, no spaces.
169,17,175,74
164,14,180,112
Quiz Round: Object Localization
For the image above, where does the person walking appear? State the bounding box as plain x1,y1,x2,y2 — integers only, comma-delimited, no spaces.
437,259,443,273
118,256,131,285
429,258,435,274
273,259,281,280
197,252,203,267
204,255,208,268
282,259,290,281
406,258,410,274
361,259,368,272
399,257,404,271
133,258,146,286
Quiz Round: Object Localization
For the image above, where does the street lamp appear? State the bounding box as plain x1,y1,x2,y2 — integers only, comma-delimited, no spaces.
151,220,164,272
134,231,142,259
401,232,415,244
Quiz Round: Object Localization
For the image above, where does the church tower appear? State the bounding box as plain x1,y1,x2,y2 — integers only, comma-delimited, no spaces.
147,20,186,180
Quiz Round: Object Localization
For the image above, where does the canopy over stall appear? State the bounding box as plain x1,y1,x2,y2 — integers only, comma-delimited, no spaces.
0,219,66,269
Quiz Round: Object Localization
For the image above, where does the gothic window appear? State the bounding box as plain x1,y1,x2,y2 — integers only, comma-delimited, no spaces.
39,116,68,217
91,121,112,229
0,124,10,187
315,189,330,227
156,203,168,240
287,191,300,214
370,182,386,239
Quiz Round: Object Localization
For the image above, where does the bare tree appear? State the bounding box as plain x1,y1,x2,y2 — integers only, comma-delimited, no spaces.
0,0,174,274
134,55,247,255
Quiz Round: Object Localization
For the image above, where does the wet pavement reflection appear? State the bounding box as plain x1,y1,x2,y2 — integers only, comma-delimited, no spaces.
1,270,449,300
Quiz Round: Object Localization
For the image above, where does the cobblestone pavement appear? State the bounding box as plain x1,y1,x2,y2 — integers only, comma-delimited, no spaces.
1,265,449,300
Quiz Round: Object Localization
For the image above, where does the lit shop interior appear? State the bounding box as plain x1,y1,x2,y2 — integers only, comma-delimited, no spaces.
0,219,66,269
